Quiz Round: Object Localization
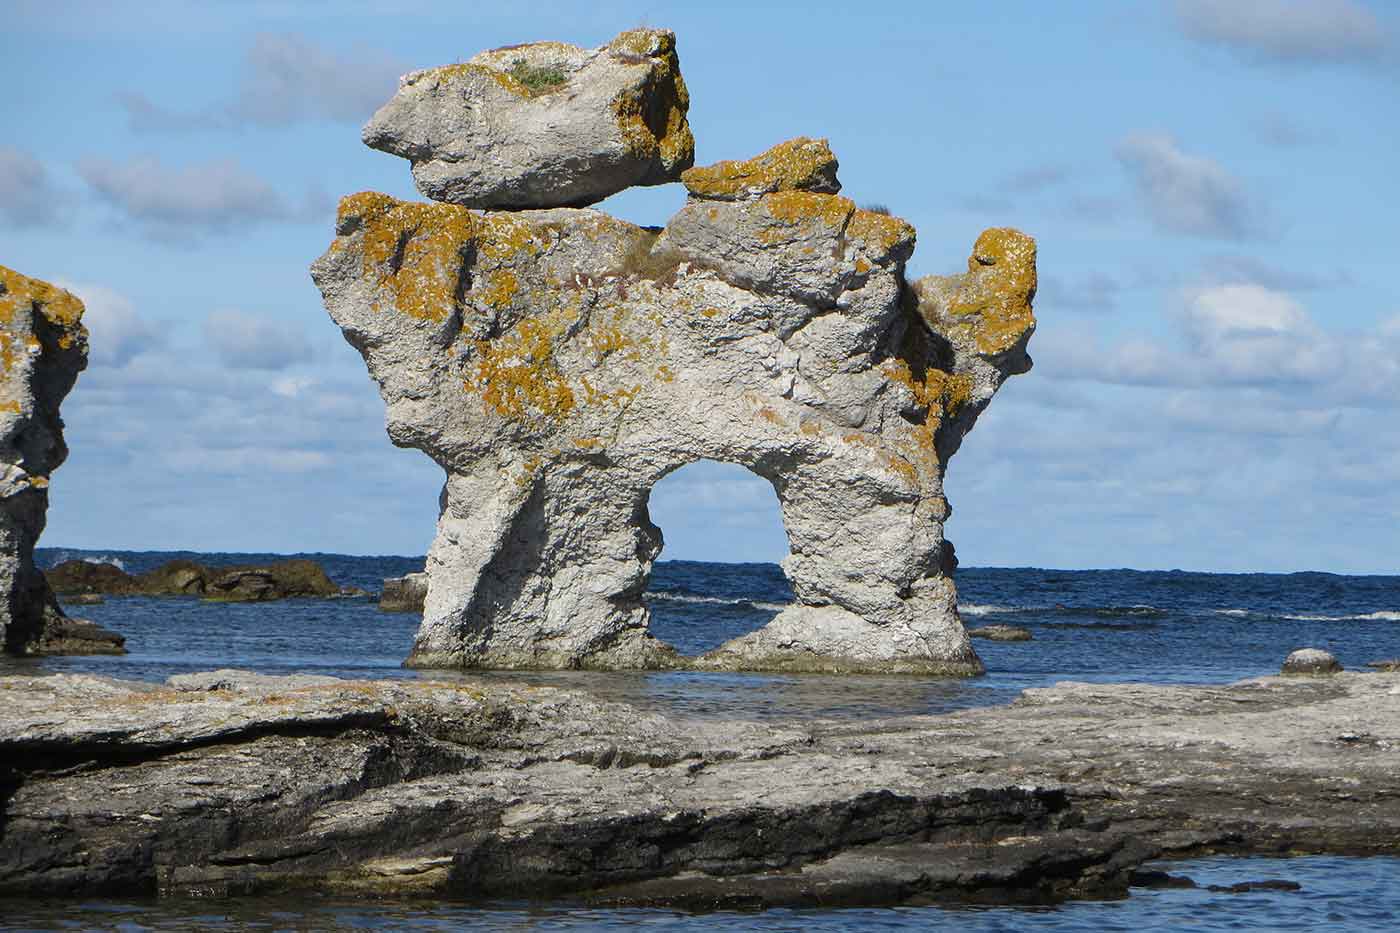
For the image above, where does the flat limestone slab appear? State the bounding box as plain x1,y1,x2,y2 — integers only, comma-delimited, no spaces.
2,670,1397,905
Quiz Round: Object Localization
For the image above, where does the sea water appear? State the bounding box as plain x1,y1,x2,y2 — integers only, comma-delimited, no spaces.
3,550,1398,929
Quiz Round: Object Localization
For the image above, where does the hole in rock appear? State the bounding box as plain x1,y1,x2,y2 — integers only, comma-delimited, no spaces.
644,460,793,655
590,183,689,229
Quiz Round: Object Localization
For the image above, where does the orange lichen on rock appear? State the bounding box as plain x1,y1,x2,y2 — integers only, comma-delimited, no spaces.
469,312,576,421
338,192,560,322
761,191,856,229
846,209,917,263
681,137,839,200
609,30,694,172
0,265,88,376
948,228,1037,355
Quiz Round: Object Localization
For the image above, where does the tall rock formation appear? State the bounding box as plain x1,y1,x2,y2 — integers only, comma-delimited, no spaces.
313,30,1035,674
0,266,123,655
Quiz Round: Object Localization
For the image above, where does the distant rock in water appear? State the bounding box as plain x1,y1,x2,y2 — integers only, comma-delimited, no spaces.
1282,648,1342,676
65,593,105,606
203,560,341,603
46,560,140,595
380,573,428,614
1,266,124,656
1366,659,1399,672
363,29,693,209
45,557,342,603
315,28,1036,675
967,624,1033,642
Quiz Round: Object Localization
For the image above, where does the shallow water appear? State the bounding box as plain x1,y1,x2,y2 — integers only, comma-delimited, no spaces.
15,551,1400,721
2,857,1398,931
7,550,1400,927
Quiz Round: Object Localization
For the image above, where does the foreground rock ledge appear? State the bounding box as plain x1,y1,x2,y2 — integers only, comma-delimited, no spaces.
2,670,1396,905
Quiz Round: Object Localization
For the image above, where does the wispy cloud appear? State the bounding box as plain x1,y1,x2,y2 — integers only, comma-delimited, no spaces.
53,281,161,368
1116,132,1262,239
0,146,72,229
118,32,406,133
1173,0,1390,65
204,309,313,371
78,155,319,238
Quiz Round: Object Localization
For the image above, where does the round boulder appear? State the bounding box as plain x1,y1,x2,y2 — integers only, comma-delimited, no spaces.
1282,648,1342,676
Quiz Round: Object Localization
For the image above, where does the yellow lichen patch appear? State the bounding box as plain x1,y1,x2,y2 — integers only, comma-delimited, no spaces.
656,364,674,382
699,307,720,318
418,62,544,99
479,269,520,309
681,137,838,199
571,437,602,449
846,209,916,261
0,264,88,376
884,360,973,419
608,32,692,171
608,28,675,59
470,313,575,421
799,419,823,436
348,195,480,323
757,407,785,426
948,227,1037,356
27,475,49,488
0,400,19,414
762,191,856,229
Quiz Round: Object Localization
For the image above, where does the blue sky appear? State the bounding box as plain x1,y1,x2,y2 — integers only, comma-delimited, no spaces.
3,0,1397,572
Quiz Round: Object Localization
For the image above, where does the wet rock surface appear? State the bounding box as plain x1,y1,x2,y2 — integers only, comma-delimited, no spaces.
968,624,1033,641
3,670,1396,905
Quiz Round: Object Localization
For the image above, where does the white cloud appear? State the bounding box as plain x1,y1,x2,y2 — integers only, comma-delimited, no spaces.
52,281,160,368
204,309,313,370
1179,283,1311,340
0,146,70,228
1116,133,1260,239
118,32,405,133
1174,0,1389,65
78,156,310,237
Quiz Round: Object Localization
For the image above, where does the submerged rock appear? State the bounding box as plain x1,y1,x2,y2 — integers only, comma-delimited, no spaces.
313,30,1036,675
1282,648,1342,676
968,624,1033,641
0,266,123,656
363,28,693,209
2,670,1397,904
380,572,428,613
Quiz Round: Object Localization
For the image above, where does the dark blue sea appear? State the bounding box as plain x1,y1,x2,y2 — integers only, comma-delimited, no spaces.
4,549,1399,930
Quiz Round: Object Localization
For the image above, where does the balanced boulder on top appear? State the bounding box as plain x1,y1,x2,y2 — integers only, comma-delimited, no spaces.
363,28,694,209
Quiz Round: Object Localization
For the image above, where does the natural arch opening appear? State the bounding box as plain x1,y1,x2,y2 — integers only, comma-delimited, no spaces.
643,460,793,656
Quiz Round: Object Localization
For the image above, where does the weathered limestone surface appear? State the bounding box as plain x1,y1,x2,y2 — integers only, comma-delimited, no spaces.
364,29,694,208
2,670,1397,904
0,266,122,656
319,31,1037,675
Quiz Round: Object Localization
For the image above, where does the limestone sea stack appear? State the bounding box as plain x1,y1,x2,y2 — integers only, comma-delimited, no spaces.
313,30,1036,674
363,29,694,209
0,266,123,655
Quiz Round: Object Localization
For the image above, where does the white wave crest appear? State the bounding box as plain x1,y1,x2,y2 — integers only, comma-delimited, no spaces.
1212,608,1252,618
1280,610,1400,622
647,592,788,612
960,603,1021,616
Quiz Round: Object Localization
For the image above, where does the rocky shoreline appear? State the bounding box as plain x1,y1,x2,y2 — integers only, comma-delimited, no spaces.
2,669,1396,906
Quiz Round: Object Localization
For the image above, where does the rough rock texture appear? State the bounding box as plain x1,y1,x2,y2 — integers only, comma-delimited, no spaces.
380,572,428,613
363,29,693,209
0,266,122,656
46,558,341,602
3,670,1398,904
1282,648,1342,676
313,159,1033,673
